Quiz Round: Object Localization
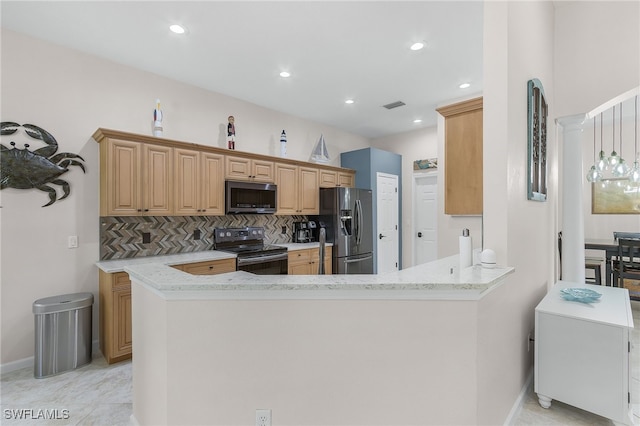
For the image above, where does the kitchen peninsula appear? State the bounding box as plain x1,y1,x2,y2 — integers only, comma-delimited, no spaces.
126,256,514,425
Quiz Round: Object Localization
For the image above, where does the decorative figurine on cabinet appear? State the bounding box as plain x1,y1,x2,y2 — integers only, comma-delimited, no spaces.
227,115,235,150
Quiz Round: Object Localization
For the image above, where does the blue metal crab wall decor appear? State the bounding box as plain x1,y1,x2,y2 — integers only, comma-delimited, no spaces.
1,122,86,207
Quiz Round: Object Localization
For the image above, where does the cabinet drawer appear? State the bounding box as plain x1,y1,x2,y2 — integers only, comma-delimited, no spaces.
288,249,311,265
174,258,237,275
112,272,131,291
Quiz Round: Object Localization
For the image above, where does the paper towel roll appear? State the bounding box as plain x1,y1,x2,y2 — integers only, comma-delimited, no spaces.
459,235,473,268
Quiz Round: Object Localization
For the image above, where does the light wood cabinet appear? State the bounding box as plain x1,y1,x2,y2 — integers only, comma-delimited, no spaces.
288,247,332,275
94,129,356,217
225,156,274,182
99,271,133,364
319,170,355,188
276,164,319,214
99,257,238,364
174,148,225,215
436,97,483,215
171,258,236,275
99,138,173,216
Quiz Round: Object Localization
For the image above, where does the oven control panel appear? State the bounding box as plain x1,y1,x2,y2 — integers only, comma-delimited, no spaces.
214,227,264,244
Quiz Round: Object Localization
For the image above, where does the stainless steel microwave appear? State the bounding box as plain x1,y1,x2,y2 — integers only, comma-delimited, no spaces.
225,181,277,214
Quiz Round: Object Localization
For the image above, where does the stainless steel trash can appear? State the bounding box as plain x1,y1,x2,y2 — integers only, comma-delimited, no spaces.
33,292,93,378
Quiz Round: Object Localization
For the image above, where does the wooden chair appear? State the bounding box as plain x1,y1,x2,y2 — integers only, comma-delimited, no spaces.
558,232,603,285
612,238,640,288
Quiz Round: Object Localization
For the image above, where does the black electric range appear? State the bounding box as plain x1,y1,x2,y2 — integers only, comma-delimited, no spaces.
213,227,288,275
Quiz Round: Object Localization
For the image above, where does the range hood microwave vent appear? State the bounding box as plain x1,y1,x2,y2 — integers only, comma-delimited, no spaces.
225,180,277,214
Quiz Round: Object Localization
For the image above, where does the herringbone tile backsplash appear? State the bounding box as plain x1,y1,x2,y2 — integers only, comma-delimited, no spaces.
100,215,307,260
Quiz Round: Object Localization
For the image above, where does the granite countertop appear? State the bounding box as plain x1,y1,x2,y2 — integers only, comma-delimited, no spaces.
96,242,332,272
276,242,333,251
96,250,237,273
124,255,515,301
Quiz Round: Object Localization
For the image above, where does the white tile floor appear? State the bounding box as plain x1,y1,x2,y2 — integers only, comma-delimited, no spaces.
1,301,638,426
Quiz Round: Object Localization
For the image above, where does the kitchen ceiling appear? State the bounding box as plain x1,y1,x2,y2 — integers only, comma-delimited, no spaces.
0,1,483,139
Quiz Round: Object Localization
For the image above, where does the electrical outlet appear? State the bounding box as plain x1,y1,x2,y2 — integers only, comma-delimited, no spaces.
281,225,287,234
142,232,151,244
255,409,271,426
68,235,78,249
193,229,201,240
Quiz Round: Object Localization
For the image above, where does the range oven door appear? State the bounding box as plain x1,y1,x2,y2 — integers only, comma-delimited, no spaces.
236,253,288,275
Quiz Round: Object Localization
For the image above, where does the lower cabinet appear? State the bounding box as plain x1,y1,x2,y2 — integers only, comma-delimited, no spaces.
98,257,237,364
288,247,332,275
99,270,133,364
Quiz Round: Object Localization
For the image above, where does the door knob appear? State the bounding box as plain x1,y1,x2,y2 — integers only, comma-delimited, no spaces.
418,232,422,238
379,233,386,239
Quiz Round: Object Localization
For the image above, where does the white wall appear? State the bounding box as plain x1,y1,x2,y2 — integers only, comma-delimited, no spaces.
555,1,640,243
0,29,370,365
480,2,557,423
371,126,439,268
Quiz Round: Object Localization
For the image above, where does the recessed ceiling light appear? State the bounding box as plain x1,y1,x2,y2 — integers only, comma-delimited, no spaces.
345,99,355,104
413,119,423,123
459,83,471,89
169,24,186,34
410,42,425,51
279,71,291,78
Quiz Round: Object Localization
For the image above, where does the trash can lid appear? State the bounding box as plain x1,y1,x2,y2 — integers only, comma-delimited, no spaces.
33,292,94,314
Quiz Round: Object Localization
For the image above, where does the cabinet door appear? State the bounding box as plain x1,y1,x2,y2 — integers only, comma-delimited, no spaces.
299,167,319,214
437,97,483,215
252,160,275,182
174,148,200,215
324,247,333,274
113,288,132,358
225,156,251,180
338,172,355,187
319,170,338,188
142,144,173,215
276,163,298,214
288,249,312,275
103,139,141,216
200,152,225,215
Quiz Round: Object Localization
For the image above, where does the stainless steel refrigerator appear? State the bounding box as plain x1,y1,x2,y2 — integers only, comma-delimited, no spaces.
318,187,374,274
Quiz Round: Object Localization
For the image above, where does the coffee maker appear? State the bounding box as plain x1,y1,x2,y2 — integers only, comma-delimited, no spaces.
293,221,317,243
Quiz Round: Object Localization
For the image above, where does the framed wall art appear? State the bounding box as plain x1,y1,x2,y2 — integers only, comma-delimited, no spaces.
592,178,640,214
527,78,548,201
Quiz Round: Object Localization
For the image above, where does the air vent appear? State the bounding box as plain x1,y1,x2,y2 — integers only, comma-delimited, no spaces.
383,101,406,110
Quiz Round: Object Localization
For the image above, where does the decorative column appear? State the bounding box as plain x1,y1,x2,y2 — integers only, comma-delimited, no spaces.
556,114,587,284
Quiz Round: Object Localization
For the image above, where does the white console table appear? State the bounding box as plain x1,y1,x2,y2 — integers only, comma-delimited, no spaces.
535,281,635,425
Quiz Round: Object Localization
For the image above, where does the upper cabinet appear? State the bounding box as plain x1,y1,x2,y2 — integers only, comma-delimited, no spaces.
275,164,319,215
93,128,355,217
319,169,355,188
225,156,274,183
174,148,225,216
436,97,483,216
99,138,173,216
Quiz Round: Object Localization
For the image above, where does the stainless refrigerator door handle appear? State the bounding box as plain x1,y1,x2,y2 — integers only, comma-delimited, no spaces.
355,199,362,245
343,255,373,264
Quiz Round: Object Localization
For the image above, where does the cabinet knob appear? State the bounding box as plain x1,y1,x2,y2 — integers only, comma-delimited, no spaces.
202,209,206,212
137,209,142,212
209,266,214,270
144,209,149,212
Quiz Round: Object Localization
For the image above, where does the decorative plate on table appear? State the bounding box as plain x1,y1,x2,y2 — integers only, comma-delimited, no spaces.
560,288,602,303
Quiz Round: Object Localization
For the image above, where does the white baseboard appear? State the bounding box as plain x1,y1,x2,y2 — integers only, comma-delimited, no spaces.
504,368,534,426
1,339,100,375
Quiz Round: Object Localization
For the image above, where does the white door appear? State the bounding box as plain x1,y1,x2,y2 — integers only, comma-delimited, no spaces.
413,173,437,266
376,172,399,273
